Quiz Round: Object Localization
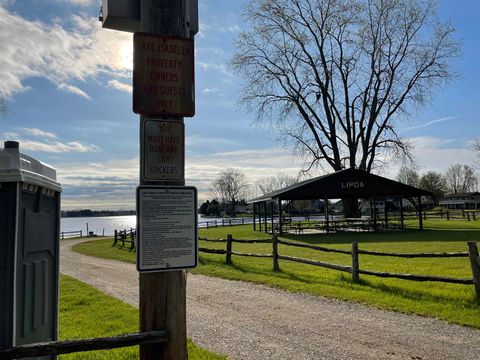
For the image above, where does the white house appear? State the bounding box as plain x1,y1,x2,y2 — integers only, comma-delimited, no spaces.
439,192,480,210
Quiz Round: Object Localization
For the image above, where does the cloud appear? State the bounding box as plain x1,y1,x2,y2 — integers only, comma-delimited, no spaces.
108,80,132,93
57,157,139,209
18,140,99,153
3,131,20,139
197,62,233,77
382,136,478,179
400,116,458,133
201,88,220,94
58,83,91,99
0,8,132,97
228,25,241,33
51,146,306,209
1,128,99,153
22,128,57,139
63,0,95,6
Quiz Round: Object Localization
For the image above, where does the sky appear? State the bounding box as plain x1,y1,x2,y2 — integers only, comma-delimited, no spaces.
0,0,479,210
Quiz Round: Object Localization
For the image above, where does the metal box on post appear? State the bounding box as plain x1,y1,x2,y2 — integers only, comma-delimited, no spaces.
0,141,61,359
100,0,198,36
100,0,141,32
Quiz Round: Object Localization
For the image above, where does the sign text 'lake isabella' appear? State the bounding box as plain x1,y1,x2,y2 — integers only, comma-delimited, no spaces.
133,33,195,117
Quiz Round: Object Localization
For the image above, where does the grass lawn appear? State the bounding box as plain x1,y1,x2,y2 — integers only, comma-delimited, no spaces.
59,274,226,359
72,220,480,328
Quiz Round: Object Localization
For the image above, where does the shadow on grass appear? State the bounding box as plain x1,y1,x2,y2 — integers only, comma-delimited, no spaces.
197,256,338,287
338,273,478,306
111,245,135,253
198,255,478,308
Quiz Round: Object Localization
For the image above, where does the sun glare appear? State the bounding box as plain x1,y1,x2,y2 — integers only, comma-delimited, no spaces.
119,41,133,71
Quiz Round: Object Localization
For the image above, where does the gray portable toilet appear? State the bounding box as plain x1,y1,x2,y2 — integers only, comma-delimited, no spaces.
0,141,61,358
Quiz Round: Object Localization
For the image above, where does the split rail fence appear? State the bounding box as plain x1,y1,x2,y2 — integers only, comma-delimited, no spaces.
198,217,254,229
402,209,480,222
59,230,83,239
0,331,166,359
113,228,136,251
199,235,480,298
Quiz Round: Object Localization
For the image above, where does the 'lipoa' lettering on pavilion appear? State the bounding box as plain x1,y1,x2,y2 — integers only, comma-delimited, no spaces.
341,181,365,189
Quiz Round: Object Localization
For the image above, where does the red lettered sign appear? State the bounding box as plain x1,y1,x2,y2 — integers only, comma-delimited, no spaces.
133,33,195,117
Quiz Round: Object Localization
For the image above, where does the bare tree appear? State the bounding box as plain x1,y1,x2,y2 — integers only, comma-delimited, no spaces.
419,171,446,203
473,139,480,168
212,168,249,216
474,139,480,153
255,173,297,196
396,165,420,187
232,0,459,173
444,164,478,194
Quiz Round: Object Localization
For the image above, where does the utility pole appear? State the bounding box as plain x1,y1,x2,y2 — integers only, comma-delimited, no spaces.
139,1,187,359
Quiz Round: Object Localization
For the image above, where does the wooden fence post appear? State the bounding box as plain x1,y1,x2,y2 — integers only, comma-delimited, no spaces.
352,241,359,283
130,230,135,251
468,242,480,299
467,212,471,221
272,235,279,271
226,234,232,265
447,210,450,220
113,230,117,247
473,212,476,221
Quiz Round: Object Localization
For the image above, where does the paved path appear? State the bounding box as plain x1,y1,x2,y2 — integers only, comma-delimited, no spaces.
61,238,480,360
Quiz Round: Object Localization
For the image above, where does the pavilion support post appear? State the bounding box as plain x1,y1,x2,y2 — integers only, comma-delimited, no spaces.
418,196,424,230
400,197,404,229
253,202,256,231
278,198,283,235
258,203,262,232
384,202,389,230
324,198,329,233
264,202,268,234
288,201,292,223
271,202,274,234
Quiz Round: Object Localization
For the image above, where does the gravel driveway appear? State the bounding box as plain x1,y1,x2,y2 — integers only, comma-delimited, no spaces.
60,238,480,360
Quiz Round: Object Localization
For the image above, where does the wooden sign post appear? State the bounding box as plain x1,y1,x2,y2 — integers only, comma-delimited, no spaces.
101,1,197,359
138,1,192,359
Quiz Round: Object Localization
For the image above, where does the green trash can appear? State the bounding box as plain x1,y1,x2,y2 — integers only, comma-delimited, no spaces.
0,141,61,359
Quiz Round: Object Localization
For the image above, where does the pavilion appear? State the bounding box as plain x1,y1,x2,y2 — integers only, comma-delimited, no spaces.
249,168,431,234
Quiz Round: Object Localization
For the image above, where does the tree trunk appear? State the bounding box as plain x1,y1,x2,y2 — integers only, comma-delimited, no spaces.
343,198,360,218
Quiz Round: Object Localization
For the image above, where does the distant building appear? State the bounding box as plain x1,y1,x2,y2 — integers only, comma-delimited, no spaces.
439,192,480,210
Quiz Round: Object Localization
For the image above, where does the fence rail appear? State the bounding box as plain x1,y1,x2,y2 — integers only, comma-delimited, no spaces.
0,331,166,359
198,217,254,229
357,249,469,258
198,235,480,298
60,230,82,239
401,209,480,222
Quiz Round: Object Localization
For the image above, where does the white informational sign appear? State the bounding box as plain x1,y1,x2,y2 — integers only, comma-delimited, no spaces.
137,186,198,272
141,119,184,182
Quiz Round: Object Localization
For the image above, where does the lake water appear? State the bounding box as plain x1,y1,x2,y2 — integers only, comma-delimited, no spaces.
61,215,232,236
60,214,319,236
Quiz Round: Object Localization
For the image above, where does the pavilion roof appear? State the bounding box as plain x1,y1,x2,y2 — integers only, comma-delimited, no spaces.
249,168,431,203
